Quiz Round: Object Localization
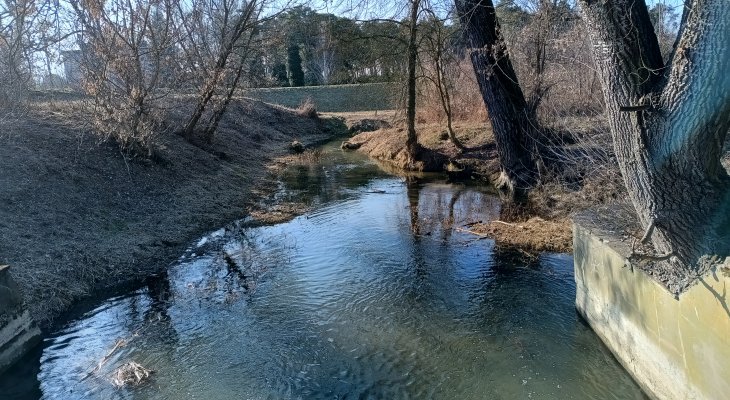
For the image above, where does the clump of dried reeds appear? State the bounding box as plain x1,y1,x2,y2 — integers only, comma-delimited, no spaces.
296,97,318,119
111,361,154,388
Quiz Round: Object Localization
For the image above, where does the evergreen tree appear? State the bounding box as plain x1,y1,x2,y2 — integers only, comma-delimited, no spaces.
287,45,305,87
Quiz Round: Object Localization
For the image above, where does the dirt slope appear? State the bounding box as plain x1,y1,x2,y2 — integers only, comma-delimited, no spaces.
0,98,342,325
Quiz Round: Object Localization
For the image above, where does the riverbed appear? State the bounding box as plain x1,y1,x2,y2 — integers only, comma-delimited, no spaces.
0,144,645,399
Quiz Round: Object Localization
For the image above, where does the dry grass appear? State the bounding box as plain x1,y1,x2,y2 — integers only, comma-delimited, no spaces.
0,95,341,325
111,362,154,387
347,120,496,175
470,217,573,253
296,97,318,118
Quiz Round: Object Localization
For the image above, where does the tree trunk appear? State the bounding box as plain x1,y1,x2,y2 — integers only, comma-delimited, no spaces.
183,2,257,140
405,0,421,165
577,0,730,293
455,0,540,198
432,38,463,150
203,61,246,143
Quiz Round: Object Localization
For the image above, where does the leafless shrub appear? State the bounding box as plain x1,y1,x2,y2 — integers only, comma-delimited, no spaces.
177,0,267,142
296,96,318,118
0,86,27,125
528,114,626,219
0,0,38,118
69,0,177,157
499,2,604,120
418,58,487,124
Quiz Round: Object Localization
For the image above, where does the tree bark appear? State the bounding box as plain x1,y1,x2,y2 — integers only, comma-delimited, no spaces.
577,0,730,292
183,1,257,140
405,0,421,165
455,0,540,198
203,61,246,143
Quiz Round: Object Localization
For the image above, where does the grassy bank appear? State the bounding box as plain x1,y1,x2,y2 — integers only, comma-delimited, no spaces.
0,98,344,325
243,83,398,112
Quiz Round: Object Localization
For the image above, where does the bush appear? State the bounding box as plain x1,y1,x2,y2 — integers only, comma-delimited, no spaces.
296,97,318,118
417,58,488,124
88,95,163,158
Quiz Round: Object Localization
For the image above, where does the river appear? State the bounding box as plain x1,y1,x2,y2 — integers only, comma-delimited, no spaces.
0,143,645,399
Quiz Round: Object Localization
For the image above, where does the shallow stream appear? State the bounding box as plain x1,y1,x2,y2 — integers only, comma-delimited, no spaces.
0,144,645,399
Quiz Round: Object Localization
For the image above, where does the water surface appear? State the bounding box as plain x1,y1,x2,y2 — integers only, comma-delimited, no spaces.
0,145,645,399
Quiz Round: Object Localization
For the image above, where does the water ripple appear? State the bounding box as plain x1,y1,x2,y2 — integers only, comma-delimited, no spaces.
0,146,646,400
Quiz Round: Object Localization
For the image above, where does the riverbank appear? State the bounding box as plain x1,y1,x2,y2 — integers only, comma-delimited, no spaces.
1,154,646,399
0,97,344,325
344,119,617,253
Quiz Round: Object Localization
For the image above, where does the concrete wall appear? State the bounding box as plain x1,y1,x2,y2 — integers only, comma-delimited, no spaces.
0,265,41,374
573,221,730,400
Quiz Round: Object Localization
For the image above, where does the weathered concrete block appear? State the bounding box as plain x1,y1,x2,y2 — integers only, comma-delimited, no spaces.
0,265,41,374
573,218,730,400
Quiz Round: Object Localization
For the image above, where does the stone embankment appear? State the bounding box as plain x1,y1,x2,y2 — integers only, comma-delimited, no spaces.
0,265,40,374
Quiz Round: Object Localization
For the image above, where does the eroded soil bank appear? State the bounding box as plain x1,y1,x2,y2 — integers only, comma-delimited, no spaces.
0,98,344,325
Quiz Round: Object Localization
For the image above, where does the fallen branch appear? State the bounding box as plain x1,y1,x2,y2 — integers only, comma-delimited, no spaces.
83,338,128,380
455,227,489,237
492,220,525,229
112,361,154,387
628,238,674,264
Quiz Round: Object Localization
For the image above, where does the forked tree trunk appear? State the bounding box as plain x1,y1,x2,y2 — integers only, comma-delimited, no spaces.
182,1,257,141
202,61,246,143
455,0,540,197
577,0,730,292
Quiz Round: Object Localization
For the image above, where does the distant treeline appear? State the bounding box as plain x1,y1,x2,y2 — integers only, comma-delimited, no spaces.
253,6,409,87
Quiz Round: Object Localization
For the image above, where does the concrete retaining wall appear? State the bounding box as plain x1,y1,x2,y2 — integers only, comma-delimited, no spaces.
0,265,41,374
573,221,730,400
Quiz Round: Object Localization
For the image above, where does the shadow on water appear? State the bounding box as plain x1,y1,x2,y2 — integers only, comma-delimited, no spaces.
0,142,646,400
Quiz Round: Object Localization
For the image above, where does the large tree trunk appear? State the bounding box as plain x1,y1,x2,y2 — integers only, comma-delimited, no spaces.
455,0,540,198
577,0,730,293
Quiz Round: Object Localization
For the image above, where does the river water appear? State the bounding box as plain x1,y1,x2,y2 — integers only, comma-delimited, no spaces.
0,144,645,399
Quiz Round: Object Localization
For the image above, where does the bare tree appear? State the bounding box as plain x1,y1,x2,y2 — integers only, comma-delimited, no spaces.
577,0,730,291
420,6,463,149
310,20,336,85
455,0,540,198
0,0,61,107
404,0,422,164
517,0,566,116
176,0,264,143
648,1,680,60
